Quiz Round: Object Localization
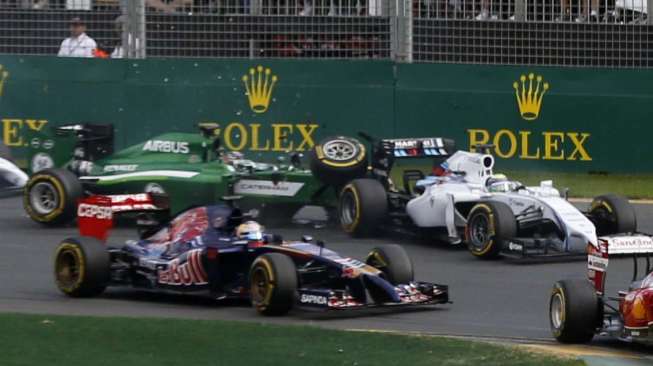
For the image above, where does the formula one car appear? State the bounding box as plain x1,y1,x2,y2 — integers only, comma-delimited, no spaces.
332,133,637,259
549,234,653,344
53,196,449,315
23,123,368,225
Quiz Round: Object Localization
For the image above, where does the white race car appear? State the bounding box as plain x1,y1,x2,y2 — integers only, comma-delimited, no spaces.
334,134,636,259
0,156,28,193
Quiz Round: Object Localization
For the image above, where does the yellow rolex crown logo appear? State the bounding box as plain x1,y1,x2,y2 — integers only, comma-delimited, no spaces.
513,73,549,121
242,65,278,114
0,64,9,98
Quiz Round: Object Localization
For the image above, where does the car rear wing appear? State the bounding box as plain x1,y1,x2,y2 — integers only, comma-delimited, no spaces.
77,193,167,241
381,137,455,158
603,235,653,255
588,234,653,294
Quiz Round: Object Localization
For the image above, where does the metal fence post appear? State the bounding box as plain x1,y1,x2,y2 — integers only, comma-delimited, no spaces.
120,0,129,57
392,0,413,62
251,0,262,15
134,0,146,58
648,0,653,24
122,0,146,58
389,0,398,60
514,0,526,21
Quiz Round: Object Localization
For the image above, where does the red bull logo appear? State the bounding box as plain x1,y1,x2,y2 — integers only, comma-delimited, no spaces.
158,249,208,286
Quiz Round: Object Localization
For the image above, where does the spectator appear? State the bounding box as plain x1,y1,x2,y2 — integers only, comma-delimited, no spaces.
66,0,91,10
57,17,97,58
558,0,598,21
18,0,49,8
577,0,599,21
146,0,193,12
299,0,313,15
475,0,497,19
558,0,571,20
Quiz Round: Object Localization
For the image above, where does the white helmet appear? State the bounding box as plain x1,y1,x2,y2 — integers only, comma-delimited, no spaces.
236,221,263,241
486,174,512,193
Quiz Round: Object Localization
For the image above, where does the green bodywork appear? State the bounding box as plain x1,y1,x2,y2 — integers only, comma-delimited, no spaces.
27,126,336,216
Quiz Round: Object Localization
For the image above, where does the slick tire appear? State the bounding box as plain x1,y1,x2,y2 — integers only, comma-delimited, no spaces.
589,194,637,236
549,279,600,343
465,201,517,259
24,168,83,226
54,237,110,297
338,178,388,237
309,136,368,187
366,244,414,285
249,253,297,316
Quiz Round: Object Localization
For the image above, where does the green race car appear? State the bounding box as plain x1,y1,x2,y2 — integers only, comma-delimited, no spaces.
23,123,369,225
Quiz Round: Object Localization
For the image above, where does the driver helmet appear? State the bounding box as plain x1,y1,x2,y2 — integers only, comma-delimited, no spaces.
221,151,244,165
486,174,511,193
236,221,263,241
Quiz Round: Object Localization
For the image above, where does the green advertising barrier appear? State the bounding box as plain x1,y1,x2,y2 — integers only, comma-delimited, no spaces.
0,57,396,170
395,63,652,173
0,55,651,173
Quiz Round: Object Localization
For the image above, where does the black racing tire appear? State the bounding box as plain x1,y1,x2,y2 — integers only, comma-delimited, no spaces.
309,136,368,187
549,279,600,343
366,244,414,285
589,194,637,236
338,178,388,237
53,237,110,297
249,253,297,316
465,201,517,259
24,168,83,226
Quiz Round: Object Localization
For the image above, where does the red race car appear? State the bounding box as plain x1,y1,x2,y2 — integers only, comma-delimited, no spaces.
549,234,653,344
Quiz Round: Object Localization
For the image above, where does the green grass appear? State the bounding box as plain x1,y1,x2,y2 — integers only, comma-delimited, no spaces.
0,313,581,366
390,163,653,199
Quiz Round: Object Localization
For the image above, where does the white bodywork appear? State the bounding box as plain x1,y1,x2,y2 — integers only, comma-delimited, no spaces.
0,157,28,188
404,151,597,252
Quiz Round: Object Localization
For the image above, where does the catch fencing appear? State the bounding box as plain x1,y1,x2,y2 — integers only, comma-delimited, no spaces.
0,0,652,66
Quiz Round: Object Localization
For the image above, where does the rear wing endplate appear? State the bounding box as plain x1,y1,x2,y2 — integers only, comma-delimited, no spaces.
77,193,167,241
601,235,653,255
589,234,653,294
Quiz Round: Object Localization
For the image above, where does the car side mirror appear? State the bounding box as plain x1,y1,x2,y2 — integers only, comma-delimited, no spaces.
301,235,313,242
290,153,303,168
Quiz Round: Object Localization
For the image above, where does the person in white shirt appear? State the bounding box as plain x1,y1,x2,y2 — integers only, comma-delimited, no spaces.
57,17,97,58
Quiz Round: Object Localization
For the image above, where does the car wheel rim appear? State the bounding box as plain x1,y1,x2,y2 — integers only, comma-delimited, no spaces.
30,181,60,215
340,191,357,227
323,139,357,161
366,252,389,279
55,249,80,289
469,214,490,250
550,293,564,329
251,266,271,305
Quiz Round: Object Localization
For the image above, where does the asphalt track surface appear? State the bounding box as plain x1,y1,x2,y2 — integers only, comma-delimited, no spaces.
1,195,653,349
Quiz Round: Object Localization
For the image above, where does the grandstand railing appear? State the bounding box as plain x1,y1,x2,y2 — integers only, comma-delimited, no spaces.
1,0,652,67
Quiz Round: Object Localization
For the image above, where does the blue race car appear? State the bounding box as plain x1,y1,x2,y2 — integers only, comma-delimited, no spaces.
53,200,449,315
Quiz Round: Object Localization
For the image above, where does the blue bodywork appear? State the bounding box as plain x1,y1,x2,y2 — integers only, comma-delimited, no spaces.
103,204,449,310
